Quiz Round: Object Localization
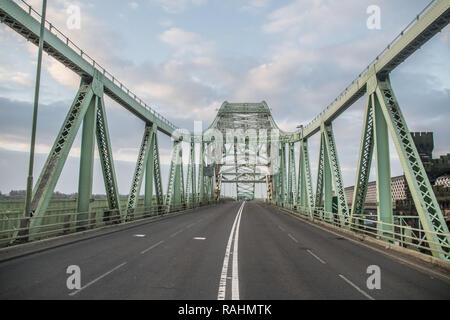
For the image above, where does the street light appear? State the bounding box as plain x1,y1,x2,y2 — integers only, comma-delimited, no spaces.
18,0,47,243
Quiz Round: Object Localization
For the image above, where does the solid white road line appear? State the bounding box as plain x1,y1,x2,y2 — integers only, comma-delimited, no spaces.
306,249,326,264
339,274,375,300
231,201,244,300
218,201,245,300
140,240,165,254
68,262,127,296
194,237,206,240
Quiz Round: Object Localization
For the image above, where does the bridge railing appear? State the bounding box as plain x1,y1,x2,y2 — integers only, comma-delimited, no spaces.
275,204,449,260
13,0,177,131
0,198,221,248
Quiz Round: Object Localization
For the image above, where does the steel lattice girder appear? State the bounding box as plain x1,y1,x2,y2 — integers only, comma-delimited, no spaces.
321,123,350,226
96,96,122,218
351,94,375,220
314,131,333,222
28,82,94,237
298,139,314,216
314,134,325,209
166,141,183,212
150,128,164,207
186,142,197,206
126,124,154,220
374,76,450,259
287,143,297,205
198,141,206,202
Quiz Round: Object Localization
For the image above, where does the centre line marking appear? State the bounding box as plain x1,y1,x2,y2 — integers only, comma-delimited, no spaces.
141,240,164,254
232,202,244,301
306,249,326,264
339,274,375,300
218,201,245,300
194,237,206,240
68,262,127,296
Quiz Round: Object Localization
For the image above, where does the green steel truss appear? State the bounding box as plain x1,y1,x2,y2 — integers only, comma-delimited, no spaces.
3,0,449,260
349,75,450,258
375,76,449,258
28,82,94,237
351,95,375,219
186,141,197,207
28,77,123,236
166,141,184,213
287,143,297,207
322,124,350,226
297,139,314,216
126,124,163,219
96,96,121,219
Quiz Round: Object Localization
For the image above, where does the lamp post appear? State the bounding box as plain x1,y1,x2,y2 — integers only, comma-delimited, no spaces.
18,0,48,243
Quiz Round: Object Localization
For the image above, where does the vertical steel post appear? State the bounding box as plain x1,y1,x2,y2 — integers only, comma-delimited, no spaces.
373,93,394,238
198,140,205,203
322,131,333,222
144,128,156,210
76,95,97,229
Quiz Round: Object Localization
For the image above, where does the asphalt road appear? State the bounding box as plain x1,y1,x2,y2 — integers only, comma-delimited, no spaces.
0,200,449,299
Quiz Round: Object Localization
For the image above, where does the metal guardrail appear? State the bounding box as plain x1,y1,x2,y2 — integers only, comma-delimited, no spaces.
272,202,450,260
13,0,178,131
0,197,221,247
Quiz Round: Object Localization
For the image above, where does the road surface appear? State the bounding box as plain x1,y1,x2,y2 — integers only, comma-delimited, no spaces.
0,201,449,299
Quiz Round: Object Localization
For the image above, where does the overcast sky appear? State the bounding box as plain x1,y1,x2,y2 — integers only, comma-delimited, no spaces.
0,0,448,197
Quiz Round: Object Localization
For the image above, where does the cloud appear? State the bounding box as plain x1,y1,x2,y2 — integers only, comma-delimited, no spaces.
240,0,271,13
150,0,207,14
159,27,214,57
1,0,448,196
0,67,33,87
129,2,139,9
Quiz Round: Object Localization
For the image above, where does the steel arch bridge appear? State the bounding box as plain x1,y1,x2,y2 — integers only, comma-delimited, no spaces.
0,0,449,261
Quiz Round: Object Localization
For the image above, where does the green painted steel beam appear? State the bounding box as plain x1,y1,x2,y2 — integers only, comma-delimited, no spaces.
287,142,296,206
126,124,153,220
374,76,449,259
322,124,350,226
76,94,98,229
166,141,183,212
151,128,164,207
96,96,122,219
351,94,375,220
373,91,394,238
186,142,197,206
298,139,314,216
144,127,156,210
322,131,333,222
29,82,94,236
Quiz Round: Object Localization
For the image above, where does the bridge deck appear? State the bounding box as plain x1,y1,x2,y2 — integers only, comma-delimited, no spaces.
0,201,448,299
